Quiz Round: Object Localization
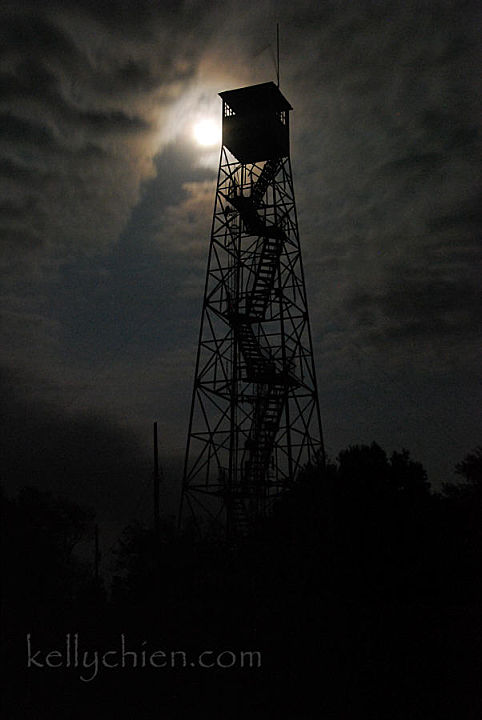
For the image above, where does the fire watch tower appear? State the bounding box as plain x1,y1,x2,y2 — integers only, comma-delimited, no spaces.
179,81,324,537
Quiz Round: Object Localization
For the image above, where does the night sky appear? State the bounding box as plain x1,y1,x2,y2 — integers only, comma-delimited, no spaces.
1,0,480,527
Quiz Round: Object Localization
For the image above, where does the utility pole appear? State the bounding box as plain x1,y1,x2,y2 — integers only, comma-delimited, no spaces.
276,23,280,88
153,421,160,542
94,523,100,585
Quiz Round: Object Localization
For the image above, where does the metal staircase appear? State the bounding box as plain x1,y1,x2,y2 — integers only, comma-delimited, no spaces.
236,320,277,383
230,496,251,537
248,236,283,319
226,160,292,508
243,385,285,488
180,85,324,542
251,159,279,207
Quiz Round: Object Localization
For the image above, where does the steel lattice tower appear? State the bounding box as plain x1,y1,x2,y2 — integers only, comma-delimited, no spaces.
179,82,324,537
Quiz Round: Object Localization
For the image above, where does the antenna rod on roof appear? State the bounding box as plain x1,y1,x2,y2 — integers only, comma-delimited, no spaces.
276,23,280,88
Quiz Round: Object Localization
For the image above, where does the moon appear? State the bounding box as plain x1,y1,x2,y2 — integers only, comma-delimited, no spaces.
193,118,220,147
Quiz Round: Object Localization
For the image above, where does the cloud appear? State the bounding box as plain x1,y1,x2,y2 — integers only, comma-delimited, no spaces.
0,365,150,521
0,0,220,277
0,0,480,502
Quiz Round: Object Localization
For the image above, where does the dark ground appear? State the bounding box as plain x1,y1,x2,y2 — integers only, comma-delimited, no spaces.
1,443,481,719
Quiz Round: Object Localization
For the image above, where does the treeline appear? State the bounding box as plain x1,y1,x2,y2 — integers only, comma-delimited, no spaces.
1,443,481,719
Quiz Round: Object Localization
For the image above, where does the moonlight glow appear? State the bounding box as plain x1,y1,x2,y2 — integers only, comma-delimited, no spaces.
193,118,220,147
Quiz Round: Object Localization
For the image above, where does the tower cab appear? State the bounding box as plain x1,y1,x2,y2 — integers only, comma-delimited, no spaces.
219,82,292,163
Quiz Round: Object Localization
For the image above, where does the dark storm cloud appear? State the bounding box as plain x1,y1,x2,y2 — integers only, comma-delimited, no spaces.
291,1,481,375
0,112,60,151
0,156,49,184
348,275,481,342
0,0,219,425
0,226,43,253
0,14,81,64
380,152,444,174
0,0,218,273
428,201,482,233
0,366,150,520
51,137,215,359
122,137,217,237
0,62,151,133
0,196,38,219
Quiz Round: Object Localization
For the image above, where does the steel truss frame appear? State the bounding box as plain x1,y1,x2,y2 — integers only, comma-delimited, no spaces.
179,145,324,537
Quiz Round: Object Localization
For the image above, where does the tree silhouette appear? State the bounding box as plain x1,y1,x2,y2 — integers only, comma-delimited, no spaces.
3,443,480,719
1,486,95,627
443,446,482,499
